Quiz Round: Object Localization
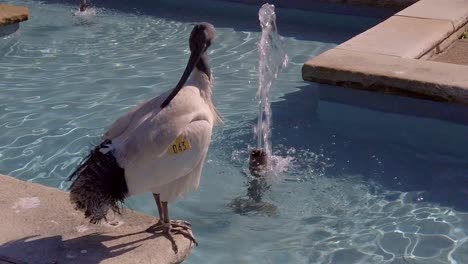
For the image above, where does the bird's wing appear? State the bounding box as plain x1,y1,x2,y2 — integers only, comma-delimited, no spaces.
104,93,168,140
123,117,213,195
108,86,212,168
104,109,138,140
148,152,208,202
109,86,205,161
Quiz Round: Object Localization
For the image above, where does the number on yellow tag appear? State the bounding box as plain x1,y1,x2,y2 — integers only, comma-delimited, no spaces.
168,135,192,155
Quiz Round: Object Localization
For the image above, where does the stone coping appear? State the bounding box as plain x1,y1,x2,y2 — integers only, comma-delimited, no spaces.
397,0,468,30
0,175,194,264
0,4,29,26
302,0,468,105
337,0,468,59
303,48,468,104
325,0,418,9
337,15,454,58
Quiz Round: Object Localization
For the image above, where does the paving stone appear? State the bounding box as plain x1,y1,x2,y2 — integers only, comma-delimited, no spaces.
337,16,453,58
397,0,468,30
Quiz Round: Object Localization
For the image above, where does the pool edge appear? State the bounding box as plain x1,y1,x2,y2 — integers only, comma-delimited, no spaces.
302,0,468,106
0,174,194,264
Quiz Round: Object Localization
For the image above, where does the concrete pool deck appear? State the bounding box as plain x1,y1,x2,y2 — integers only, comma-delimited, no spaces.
0,175,194,264
302,0,468,105
432,38,468,66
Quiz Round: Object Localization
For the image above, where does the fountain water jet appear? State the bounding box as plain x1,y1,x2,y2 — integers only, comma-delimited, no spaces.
249,3,289,179
230,4,288,216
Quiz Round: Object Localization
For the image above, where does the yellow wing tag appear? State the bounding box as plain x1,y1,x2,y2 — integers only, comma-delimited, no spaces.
168,135,192,155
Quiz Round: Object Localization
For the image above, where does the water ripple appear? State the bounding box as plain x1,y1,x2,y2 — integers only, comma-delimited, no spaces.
0,1,467,263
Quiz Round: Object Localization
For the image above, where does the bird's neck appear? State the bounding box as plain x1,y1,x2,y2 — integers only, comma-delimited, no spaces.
186,64,223,125
186,54,211,95
187,67,212,98
196,55,210,80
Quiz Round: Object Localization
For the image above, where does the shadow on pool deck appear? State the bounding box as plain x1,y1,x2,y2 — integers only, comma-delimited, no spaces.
0,231,151,264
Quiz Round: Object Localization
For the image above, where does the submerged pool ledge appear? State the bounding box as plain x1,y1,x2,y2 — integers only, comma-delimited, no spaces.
0,174,194,264
0,4,29,37
0,4,28,26
302,0,468,105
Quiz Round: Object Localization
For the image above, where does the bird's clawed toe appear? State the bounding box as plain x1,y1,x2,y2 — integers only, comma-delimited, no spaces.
146,220,198,253
171,228,198,248
170,219,192,229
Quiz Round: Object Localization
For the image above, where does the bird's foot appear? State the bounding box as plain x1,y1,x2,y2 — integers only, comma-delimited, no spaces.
170,219,192,229
146,220,198,253
165,221,198,253
145,219,165,233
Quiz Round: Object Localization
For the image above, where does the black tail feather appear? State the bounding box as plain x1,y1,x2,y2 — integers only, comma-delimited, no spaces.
69,139,128,223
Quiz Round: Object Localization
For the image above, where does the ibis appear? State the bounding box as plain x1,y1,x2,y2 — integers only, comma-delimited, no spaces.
68,22,221,251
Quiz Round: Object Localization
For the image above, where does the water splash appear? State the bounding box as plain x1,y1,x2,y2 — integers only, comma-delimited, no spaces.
73,7,97,17
253,3,289,173
231,4,289,214
256,4,289,156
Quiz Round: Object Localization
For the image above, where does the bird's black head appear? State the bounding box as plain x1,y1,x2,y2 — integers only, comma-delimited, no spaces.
189,22,216,55
161,22,216,108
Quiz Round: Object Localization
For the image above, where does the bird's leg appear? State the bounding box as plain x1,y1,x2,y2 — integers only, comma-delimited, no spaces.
160,201,179,253
163,202,193,231
154,193,164,222
146,193,165,232
146,198,198,253
162,202,198,249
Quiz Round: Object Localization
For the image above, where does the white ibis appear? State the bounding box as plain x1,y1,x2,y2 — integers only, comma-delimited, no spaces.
68,23,221,251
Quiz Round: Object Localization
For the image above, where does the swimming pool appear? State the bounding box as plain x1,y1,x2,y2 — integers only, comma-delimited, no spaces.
1,0,468,263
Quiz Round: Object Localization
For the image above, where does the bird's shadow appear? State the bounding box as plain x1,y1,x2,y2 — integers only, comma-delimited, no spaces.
0,229,164,264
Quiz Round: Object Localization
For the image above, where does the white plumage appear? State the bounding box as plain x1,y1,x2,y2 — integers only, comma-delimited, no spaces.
69,23,219,250
107,70,217,201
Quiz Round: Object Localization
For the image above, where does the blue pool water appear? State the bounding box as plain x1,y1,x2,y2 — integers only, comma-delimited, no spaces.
1,1,468,263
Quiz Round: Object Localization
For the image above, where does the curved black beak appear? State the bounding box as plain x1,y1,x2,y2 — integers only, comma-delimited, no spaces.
160,42,207,108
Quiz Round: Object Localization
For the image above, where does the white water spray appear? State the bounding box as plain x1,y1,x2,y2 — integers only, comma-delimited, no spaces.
250,3,289,177
256,3,288,156
232,3,289,215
